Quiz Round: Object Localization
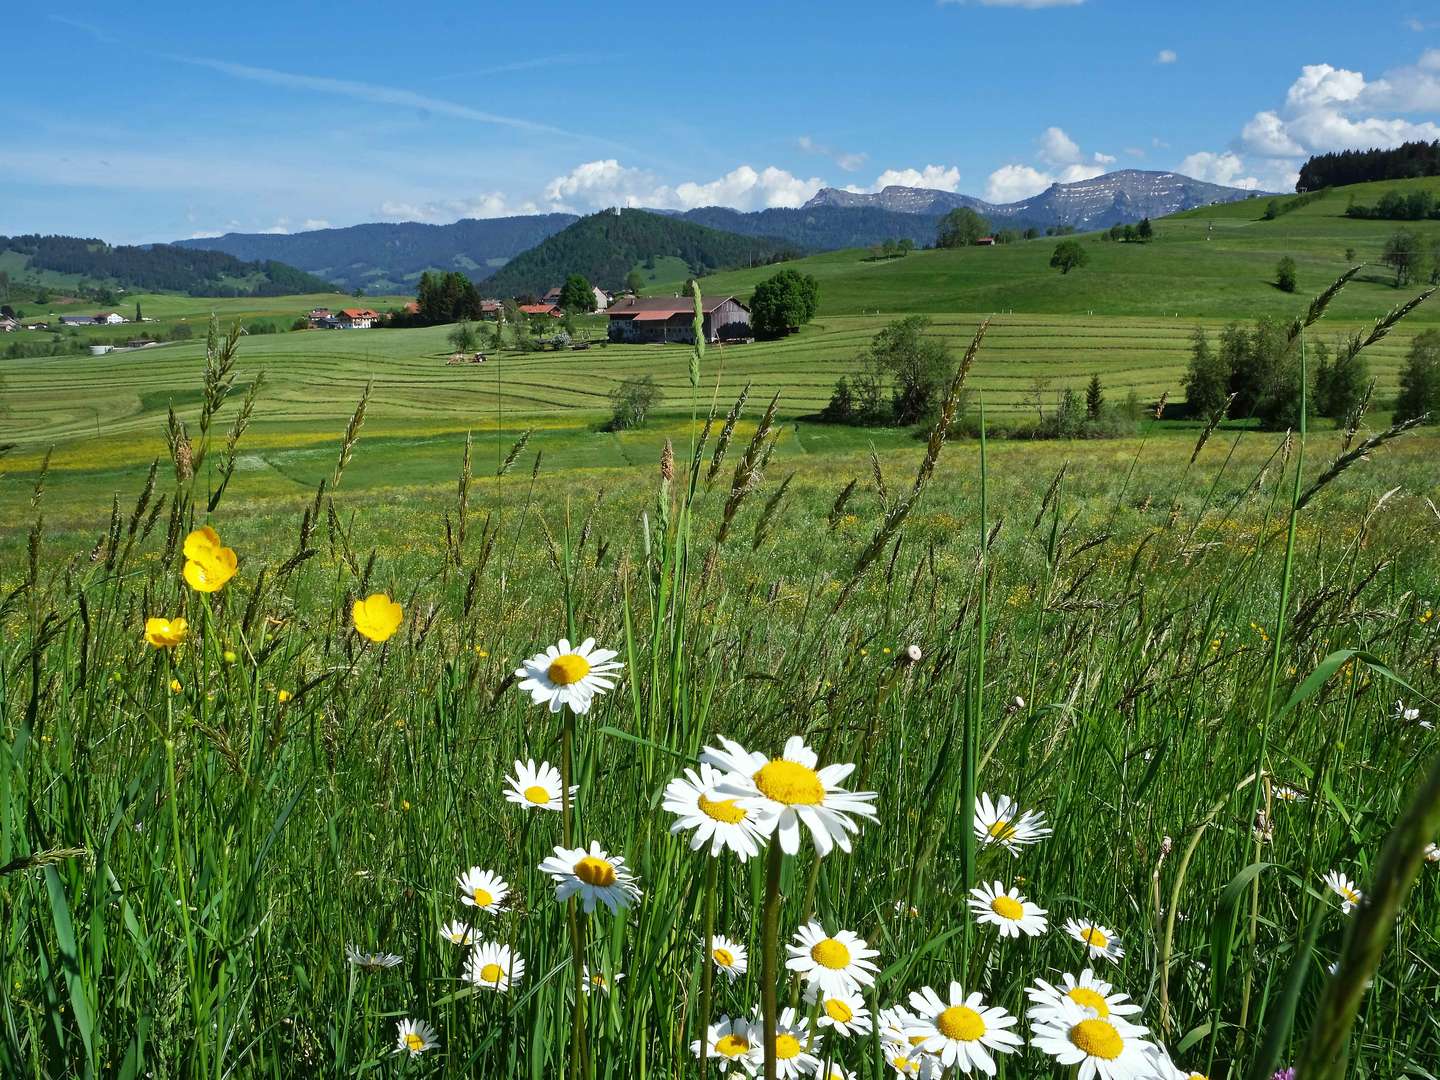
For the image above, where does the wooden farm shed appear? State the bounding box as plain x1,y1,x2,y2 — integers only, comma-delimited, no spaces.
606,295,751,344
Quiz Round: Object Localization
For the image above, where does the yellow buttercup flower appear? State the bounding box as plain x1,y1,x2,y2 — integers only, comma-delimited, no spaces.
144,617,188,648
169,678,182,693
352,593,404,643
182,526,238,593
277,689,292,703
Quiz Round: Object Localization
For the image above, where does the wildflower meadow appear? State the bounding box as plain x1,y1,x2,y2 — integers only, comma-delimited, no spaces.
2,284,1439,1079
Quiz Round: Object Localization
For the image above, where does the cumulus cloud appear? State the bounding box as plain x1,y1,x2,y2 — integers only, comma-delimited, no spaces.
539,159,823,212
1177,151,1260,189
1038,126,1082,165
984,164,1053,202
870,164,963,191
671,165,824,209
301,218,331,231
1156,49,1177,64
379,192,538,222
984,127,1112,203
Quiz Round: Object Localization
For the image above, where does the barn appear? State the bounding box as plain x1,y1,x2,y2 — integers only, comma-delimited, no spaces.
606,295,751,344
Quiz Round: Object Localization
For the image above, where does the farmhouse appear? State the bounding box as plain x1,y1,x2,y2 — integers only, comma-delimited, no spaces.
0,316,17,332
59,315,98,326
95,312,127,324
480,299,502,319
335,308,379,329
307,307,332,327
974,236,996,246
518,303,561,318
606,295,751,345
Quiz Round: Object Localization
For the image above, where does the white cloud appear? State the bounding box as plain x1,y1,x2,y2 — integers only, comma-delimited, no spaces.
538,159,823,213
1038,126,1082,165
870,164,962,191
797,135,867,172
1058,163,1105,183
1177,151,1260,189
301,218,331,231
1240,111,1303,157
1156,49,1177,64
1123,146,1147,158
1093,151,1117,165
984,164,1053,202
379,192,539,222
672,165,823,209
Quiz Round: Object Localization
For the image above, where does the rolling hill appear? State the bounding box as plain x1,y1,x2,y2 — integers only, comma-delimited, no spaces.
480,209,797,296
176,214,578,294
0,234,334,298
663,176,1440,326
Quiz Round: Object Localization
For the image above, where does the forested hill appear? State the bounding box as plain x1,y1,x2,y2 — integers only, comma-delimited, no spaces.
482,209,798,296
0,234,335,297
1298,140,1440,191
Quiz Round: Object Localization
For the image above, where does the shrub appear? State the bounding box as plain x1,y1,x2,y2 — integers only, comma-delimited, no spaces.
608,375,663,430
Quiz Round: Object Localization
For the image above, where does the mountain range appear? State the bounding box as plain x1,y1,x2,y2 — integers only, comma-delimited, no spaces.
175,170,1265,294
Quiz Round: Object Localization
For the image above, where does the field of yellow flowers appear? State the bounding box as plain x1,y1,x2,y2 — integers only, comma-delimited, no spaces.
2,301,1439,1079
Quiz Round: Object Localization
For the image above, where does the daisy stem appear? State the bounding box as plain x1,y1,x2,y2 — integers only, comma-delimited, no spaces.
761,838,784,1080
698,858,717,1080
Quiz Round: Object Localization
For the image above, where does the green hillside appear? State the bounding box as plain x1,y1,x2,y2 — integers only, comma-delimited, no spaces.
483,209,796,296
674,177,1440,325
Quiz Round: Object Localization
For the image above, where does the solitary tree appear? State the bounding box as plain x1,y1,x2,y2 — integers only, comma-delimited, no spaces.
936,207,991,248
609,375,663,430
1049,239,1089,274
864,315,954,425
750,269,820,338
624,269,645,295
1183,326,1229,417
1381,229,1424,287
559,274,596,315
1394,328,1440,424
447,321,479,353
1314,335,1369,424
1085,374,1104,419
1276,255,1298,293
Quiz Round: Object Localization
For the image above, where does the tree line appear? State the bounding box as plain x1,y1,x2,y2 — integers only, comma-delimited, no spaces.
1296,140,1440,191
1344,188,1440,221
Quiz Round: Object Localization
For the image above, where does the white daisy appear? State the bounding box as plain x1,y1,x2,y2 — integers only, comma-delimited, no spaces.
664,763,770,861
805,984,873,1037
1392,699,1423,725
764,1006,823,1080
465,941,524,993
539,841,642,913
1026,969,1142,1023
709,934,749,983
457,867,509,913
973,792,1051,855
582,964,624,996
515,637,622,714
702,735,877,857
439,920,478,946
1323,870,1363,914
785,921,880,996
394,1017,438,1056
345,944,402,972
1063,918,1125,963
1425,842,1439,864
820,1064,858,1080
1030,998,1158,1080
904,982,1022,1074
968,881,1048,938
881,1040,941,1078
690,1014,759,1075
505,758,574,812
1142,1040,1205,1080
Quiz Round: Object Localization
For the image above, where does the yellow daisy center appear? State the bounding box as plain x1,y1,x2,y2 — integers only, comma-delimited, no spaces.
712,947,735,968
479,962,503,984
575,855,617,887
1187,1074,1211,1080
1081,926,1109,948
824,998,854,1023
1339,885,1360,903
810,937,851,969
472,887,493,908
698,793,748,823
908,1035,927,1046
990,895,1024,920
753,759,825,805
1070,1018,1123,1060
404,1032,426,1052
547,654,591,685
1066,987,1110,1017
986,819,1019,841
936,1005,985,1042
891,1055,912,1069
523,784,551,804
774,1034,802,1060
715,1033,749,1058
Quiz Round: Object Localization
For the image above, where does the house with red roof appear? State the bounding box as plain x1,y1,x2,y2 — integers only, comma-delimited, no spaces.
335,308,379,329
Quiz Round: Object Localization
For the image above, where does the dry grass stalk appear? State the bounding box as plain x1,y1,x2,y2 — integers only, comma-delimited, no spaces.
827,478,858,531
716,391,779,544
707,381,751,486
1297,413,1431,512
498,429,532,476
331,380,372,489
1191,393,1237,464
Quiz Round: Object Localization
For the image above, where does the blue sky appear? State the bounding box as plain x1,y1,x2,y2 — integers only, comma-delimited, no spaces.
3,0,1438,243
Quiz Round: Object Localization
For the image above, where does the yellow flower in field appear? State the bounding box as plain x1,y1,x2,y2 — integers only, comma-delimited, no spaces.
182,526,238,593
169,678,182,693
223,649,237,663
352,593,403,643
276,689,291,703
144,617,188,648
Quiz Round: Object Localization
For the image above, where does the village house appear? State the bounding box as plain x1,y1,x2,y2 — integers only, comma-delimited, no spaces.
95,311,127,324
335,307,379,329
540,285,609,313
307,307,332,328
0,316,18,332
59,315,98,326
605,295,752,345
480,299,503,319
518,303,562,319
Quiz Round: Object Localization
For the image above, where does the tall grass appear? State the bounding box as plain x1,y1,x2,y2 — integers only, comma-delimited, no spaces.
1,289,1438,1079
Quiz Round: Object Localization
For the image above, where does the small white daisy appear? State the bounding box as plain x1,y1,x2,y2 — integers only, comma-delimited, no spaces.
968,881,1048,938
1030,998,1158,1080
345,944,402,972
973,792,1052,855
1063,918,1125,963
877,1005,920,1043
904,982,1022,1074
394,1017,438,1056
465,941,524,993
1026,969,1142,1023
539,841,642,913
1323,870,1363,914
439,920,478,946
785,921,880,997
582,964,624,996
690,1015,759,1074
765,1006,823,1079
1425,842,1439,864
457,867,509,913
805,984,873,1037
702,735,877,857
664,763,770,861
1392,699,1423,724
515,637,623,714
505,758,574,812
881,1039,941,1077
709,934,749,983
